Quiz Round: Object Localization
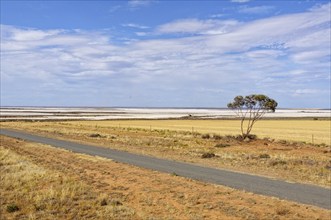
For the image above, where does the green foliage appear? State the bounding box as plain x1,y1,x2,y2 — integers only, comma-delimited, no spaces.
227,94,277,112
227,94,278,138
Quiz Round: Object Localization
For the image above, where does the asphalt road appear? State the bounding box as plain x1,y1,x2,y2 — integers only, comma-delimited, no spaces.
1,128,330,209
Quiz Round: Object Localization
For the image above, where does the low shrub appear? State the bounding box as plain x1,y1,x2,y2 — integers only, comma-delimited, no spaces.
276,207,290,216
247,134,257,140
7,204,19,213
259,153,270,159
214,143,230,148
213,134,222,140
235,135,244,141
201,152,216,158
100,198,108,206
89,133,102,138
269,160,287,166
201,134,211,139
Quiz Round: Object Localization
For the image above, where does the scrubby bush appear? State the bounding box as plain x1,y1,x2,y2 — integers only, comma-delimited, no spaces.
214,143,230,148
7,204,19,213
201,152,216,158
213,134,222,140
100,198,108,206
89,133,102,138
259,153,270,159
201,134,211,139
269,160,287,166
246,134,257,140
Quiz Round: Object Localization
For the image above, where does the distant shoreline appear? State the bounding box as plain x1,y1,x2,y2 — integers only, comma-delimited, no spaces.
1,107,330,121
1,106,330,110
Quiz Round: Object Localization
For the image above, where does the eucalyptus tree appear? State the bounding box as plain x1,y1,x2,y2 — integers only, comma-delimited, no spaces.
227,94,278,139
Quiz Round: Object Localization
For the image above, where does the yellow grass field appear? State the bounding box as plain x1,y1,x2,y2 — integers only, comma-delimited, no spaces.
70,119,331,145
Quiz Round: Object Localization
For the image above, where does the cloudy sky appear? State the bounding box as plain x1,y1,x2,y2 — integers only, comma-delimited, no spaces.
1,0,330,108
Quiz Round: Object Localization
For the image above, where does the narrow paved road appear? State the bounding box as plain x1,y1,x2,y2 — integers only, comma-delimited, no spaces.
1,128,330,209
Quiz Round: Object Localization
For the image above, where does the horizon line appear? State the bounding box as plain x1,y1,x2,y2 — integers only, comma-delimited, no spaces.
1,106,330,110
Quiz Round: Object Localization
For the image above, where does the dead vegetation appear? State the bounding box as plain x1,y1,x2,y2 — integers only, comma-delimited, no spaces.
1,121,330,187
1,136,330,219
0,144,136,219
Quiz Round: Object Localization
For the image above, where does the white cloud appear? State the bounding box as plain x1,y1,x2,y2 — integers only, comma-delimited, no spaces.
239,6,275,14
210,13,225,18
291,50,330,63
1,3,330,107
245,50,285,58
1,25,110,52
128,0,154,8
286,29,330,49
205,3,330,53
231,0,250,3
157,19,214,34
156,19,240,35
122,23,150,29
135,32,148,36
12,29,62,41
294,89,319,94
292,89,329,97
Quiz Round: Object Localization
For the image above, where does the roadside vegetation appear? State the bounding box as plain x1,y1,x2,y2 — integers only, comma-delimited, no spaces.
0,144,136,219
1,136,330,219
1,120,330,187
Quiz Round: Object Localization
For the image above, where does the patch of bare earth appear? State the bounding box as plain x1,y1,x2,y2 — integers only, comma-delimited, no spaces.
1,136,330,219
1,121,330,187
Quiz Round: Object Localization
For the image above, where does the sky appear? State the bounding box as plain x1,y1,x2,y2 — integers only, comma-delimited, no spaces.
1,0,330,108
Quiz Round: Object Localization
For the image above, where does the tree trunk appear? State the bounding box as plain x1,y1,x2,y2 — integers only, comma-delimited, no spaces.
240,118,245,138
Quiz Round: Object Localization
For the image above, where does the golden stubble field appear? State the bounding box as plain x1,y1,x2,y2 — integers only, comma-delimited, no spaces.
82,119,331,145
1,136,331,219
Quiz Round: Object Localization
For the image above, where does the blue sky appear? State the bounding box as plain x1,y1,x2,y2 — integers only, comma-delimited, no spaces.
1,0,330,108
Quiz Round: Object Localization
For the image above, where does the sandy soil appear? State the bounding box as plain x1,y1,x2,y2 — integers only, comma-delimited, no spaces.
1,136,330,219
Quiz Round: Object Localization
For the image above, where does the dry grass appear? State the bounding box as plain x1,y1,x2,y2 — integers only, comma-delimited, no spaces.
1,120,330,187
1,136,330,219
3,119,330,144
56,119,330,145
0,145,135,219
